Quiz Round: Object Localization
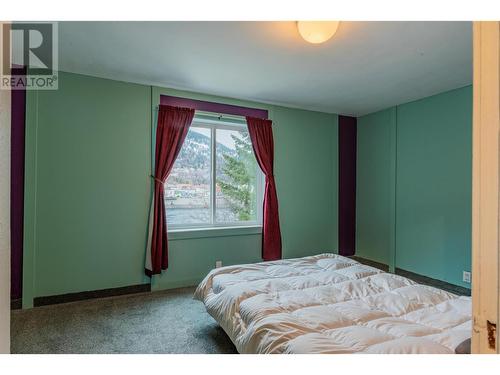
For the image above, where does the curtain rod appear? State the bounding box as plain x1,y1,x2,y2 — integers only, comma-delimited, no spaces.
153,106,245,121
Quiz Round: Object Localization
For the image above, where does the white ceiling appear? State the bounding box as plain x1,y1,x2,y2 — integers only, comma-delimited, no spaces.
58,21,472,116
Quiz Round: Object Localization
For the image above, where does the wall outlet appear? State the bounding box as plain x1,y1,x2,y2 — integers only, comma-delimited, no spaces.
215,260,223,268
463,271,471,283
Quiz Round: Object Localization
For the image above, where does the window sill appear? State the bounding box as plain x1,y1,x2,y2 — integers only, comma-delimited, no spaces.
168,225,262,241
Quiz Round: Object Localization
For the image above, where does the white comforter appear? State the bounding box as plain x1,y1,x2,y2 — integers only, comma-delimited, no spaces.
194,254,471,354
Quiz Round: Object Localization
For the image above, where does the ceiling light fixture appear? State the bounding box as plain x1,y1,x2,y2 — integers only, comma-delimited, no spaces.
297,21,340,44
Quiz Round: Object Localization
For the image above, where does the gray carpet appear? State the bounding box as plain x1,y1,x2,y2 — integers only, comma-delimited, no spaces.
11,287,237,354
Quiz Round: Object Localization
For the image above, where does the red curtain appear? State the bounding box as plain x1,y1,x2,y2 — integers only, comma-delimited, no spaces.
146,105,195,276
246,117,282,261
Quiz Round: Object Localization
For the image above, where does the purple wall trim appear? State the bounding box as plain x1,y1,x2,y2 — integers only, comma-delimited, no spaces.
160,95,268,119
10,66,26,300
338,115,357,256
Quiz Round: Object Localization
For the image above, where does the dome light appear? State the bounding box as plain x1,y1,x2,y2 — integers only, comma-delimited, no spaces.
297,21,340,44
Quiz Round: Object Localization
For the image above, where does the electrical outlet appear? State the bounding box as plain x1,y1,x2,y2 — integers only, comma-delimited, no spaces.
215,260,223,268
463,271,471,283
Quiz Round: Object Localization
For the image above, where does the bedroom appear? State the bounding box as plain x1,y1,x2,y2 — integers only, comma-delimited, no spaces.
0,0,499,371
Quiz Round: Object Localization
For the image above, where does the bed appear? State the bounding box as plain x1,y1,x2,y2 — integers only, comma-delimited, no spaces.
194,253,472,354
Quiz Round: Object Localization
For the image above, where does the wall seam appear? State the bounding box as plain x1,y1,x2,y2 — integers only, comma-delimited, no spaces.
392,106,398,273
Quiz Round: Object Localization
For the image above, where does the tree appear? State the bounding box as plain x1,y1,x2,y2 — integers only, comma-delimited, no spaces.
217,132,257,221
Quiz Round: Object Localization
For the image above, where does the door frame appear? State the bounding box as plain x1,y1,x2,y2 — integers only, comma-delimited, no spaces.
472,21,500,354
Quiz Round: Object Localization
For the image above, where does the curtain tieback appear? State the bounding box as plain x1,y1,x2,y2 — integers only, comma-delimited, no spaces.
150,175,164,184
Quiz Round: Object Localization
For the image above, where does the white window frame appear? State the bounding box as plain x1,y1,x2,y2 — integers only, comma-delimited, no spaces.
167,115,264,231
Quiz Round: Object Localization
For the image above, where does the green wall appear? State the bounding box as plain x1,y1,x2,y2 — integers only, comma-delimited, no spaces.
356,86,472,288
272,106,338,260
149,87,339,291
24,72,339,305
23,73,152,307
396,86,472,288
356,108,396,268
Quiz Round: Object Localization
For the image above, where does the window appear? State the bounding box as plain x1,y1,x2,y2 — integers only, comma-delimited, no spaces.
165,115,263,229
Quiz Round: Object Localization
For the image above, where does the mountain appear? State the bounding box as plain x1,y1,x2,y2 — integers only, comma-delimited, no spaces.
169,129,237,186
174,129,235,169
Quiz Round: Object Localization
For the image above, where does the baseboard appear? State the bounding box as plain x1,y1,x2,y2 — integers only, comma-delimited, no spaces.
11,298,22,310
351,256,471,296
395,268,471,296
27,257,471,307
349,256,389,272
33,283,152,307
150,277,202,292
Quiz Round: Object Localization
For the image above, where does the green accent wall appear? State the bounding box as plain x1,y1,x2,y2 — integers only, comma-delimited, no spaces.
23,72,339,306
357,86,472,288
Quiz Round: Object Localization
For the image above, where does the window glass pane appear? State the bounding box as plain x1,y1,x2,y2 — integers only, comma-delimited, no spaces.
216,128,258,223
166,127,211,225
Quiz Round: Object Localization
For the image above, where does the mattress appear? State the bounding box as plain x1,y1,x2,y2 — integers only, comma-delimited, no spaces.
194,253,471,354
